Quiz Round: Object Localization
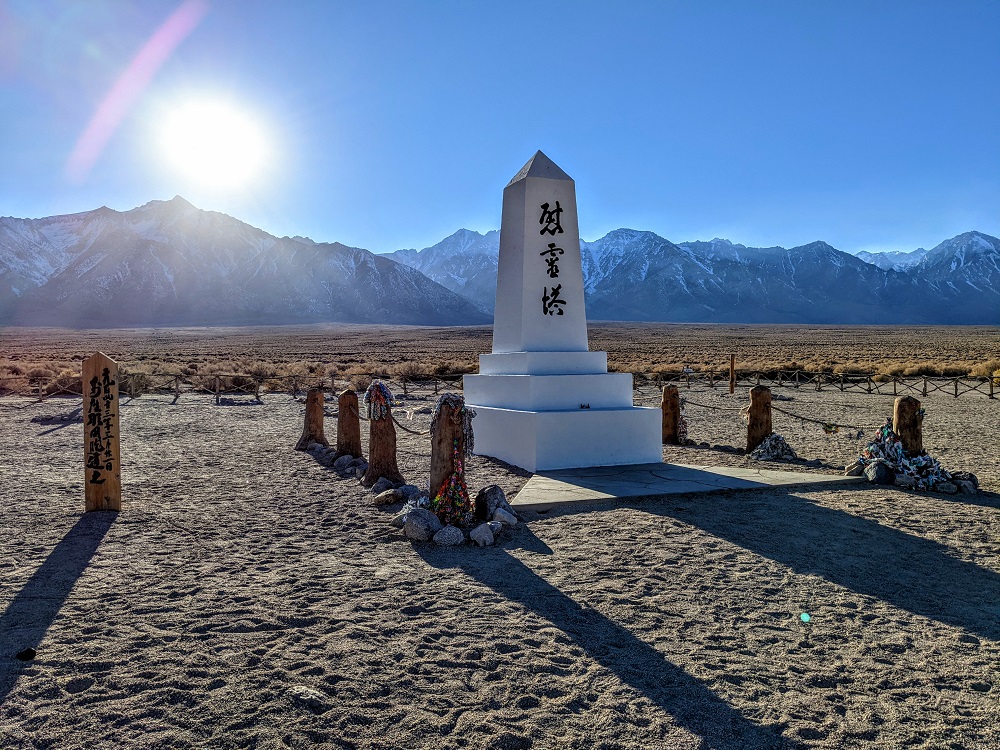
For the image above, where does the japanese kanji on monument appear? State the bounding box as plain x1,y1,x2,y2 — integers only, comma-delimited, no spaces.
464,151,661,471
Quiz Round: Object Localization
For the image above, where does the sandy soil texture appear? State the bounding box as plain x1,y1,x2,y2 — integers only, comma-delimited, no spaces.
1,384,999,749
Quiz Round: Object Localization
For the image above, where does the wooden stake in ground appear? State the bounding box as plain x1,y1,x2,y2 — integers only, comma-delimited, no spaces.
893,395,923,455
429,397,467,497
746,385,772,453
334,389,363,459
361,382,404,487
661,384,681,445
83,352,122,512
729,354,736,395
295,388,329,450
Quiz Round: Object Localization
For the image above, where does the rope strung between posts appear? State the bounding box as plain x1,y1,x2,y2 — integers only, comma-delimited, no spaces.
391,412,431,436
681,397,745,413
770,403,866,436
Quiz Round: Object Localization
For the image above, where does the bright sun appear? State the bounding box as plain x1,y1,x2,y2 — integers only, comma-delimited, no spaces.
159,100,269,188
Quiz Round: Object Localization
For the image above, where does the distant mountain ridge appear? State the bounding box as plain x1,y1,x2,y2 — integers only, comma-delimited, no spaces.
387,229,1000,324
2,198,997,326
0,197,490,327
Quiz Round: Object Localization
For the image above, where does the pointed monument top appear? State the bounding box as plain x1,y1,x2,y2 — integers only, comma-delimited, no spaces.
507,150,573,187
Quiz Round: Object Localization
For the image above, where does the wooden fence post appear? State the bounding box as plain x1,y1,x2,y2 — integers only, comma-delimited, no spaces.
954,378,959,398
429,396,468,501
214,376,221,405
173,375,181,403
661,385,681,445
746,385,772,453
296,388,329,450
361,397,405,488
83,353,122,512
991,378,995,399
922,377,928,397
893,396,923,455
794,371,800,388
335,389,363,459
729,354,736,394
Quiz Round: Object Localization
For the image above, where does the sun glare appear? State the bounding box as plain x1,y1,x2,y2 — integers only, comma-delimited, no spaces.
159,99,269,188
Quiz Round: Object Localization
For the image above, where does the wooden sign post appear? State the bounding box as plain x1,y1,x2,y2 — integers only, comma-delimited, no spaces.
83,353,122,512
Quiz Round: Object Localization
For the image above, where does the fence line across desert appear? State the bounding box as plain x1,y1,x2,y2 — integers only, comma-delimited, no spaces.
1,368,996,401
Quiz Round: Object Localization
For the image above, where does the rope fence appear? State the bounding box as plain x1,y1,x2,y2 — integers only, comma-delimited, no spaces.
1,368,996,403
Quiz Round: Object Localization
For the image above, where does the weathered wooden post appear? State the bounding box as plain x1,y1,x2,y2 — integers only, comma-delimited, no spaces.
922,377,928,396
893,396,923,455
953,378,959,398
429,394,476,520
334,389,363,459
213,376,221,405
746,385,772,453
991,377,995,399
295,388,329,450
83,353,122,512
661,384,681,445
173,375,181,403
361,381,405,487
729,354,736,395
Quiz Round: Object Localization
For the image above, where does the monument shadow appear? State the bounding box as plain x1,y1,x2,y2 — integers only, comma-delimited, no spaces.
0,512,116,705
418,539,799,749
619,487,1000,643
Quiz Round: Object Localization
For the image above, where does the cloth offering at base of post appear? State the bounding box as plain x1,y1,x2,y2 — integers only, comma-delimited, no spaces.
431,438,474,527
858,417,951,490
430,393,476,455
363,380,394,420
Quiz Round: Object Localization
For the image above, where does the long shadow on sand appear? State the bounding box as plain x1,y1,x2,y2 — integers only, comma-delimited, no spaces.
629,487,1000,642
0,512,116,705
419,541,798,750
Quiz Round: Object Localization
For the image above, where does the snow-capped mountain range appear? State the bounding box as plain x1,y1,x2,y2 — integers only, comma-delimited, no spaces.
0,197,489,326
388,229,1000,324
1,197,997,326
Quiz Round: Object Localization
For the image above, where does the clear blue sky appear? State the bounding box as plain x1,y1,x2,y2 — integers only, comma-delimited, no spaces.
2,0,998,255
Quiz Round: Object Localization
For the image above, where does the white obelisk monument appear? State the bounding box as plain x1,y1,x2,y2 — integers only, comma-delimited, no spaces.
464,151,662,471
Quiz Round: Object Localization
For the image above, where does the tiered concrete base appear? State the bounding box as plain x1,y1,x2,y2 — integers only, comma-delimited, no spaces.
465,350,662,472
470,405,662,472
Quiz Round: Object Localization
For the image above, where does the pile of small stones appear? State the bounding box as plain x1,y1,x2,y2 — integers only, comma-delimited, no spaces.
390,484,519,547
303,442,519,547
304,442,370,477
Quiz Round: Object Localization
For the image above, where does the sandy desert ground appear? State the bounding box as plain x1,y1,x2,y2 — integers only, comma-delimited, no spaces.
2,365,999,749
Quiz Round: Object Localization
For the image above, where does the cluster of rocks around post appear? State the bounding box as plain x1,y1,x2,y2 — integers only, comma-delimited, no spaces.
302,441,518,547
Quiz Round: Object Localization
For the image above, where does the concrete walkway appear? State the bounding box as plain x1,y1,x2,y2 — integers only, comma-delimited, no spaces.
511,462,865,512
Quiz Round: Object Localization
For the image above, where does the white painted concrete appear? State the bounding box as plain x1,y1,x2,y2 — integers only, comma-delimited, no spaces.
465,151,663,472
478,351,607,375
464,372,634,411
492,151,589,354
471,405,663,472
